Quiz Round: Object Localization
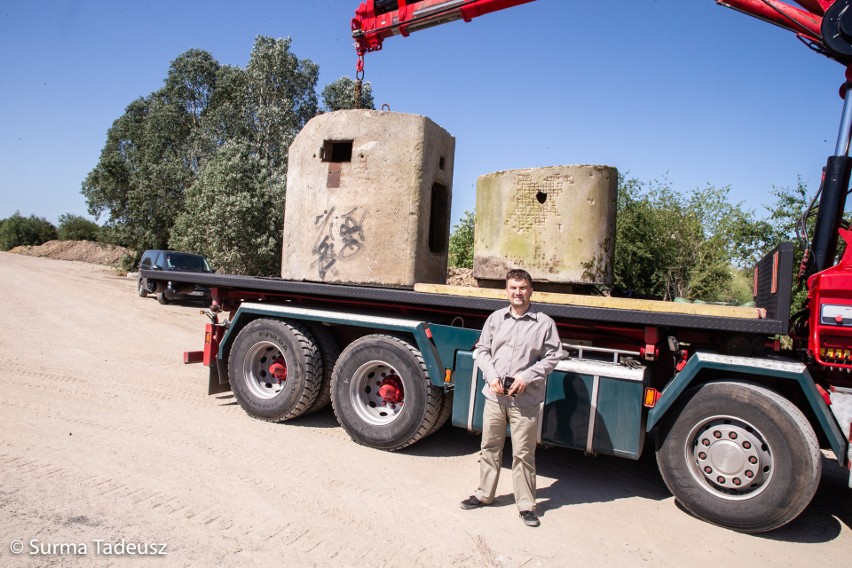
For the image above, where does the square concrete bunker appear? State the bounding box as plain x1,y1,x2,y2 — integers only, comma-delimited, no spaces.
282,110,455,286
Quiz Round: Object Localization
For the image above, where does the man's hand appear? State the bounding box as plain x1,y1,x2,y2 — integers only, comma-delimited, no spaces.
489,375,527,397
507,374,526,397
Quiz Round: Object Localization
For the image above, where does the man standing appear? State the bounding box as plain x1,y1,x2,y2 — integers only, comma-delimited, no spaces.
460,269,563,527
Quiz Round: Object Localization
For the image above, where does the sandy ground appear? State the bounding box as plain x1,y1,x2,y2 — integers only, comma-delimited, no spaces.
0,251,850,568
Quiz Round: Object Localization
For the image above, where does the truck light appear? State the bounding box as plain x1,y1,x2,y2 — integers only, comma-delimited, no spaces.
444,368,453,383
643,387,661,408
205,330,212,345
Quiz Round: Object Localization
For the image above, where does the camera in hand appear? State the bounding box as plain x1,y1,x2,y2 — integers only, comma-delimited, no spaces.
501,376,516,396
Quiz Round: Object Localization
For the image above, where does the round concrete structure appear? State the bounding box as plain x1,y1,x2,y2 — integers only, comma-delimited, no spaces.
473,165,617,286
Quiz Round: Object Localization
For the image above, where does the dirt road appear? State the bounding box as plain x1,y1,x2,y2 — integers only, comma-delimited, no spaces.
0,252,849,567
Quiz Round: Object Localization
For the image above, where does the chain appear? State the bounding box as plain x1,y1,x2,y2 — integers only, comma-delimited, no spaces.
354,54,365,109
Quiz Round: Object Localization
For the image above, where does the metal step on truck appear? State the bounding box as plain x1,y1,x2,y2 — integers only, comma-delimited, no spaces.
143,0,852,534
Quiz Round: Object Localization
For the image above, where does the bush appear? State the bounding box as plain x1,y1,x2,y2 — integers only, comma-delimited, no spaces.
449,210,475,269
0,212,57,251
57,213,101,241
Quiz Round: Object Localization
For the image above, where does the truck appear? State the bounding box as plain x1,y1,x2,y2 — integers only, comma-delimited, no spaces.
142,0,852,533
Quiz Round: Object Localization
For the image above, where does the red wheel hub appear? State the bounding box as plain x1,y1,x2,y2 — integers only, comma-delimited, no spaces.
269,357,287,382
378,375,404,404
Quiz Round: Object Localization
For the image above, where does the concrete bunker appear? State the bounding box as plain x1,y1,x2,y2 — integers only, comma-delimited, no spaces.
282,110,455,287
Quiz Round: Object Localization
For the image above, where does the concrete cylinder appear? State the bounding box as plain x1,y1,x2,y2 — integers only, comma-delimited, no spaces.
473,165,617,286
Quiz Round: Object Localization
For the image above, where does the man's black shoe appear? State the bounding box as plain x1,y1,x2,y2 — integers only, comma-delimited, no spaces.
460,496,485,510
520,510,540,527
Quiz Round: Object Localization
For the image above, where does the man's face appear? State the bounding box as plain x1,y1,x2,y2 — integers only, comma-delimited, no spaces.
506,277,532,313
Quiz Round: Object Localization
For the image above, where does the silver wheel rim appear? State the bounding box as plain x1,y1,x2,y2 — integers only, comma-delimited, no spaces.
349,360,405,426
242,341,288,400
685,415,774,501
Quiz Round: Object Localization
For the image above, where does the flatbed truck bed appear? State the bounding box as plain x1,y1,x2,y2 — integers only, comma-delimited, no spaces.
140,240,790,336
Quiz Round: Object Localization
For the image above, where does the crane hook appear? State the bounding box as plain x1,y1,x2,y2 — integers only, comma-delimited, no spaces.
354,54,365,109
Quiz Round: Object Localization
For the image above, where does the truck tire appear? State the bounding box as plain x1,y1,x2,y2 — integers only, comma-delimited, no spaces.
303,322,339,414
331,334,443,451
228,318,323,422
157,291,170,305
427,389,453,436
655,380,821,533
138,280,148,298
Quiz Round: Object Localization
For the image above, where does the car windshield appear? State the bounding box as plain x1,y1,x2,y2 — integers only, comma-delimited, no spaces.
165,253,211,272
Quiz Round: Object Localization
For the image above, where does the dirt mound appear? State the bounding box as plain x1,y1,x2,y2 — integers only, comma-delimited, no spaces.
446,267,477,287
10,240,133,267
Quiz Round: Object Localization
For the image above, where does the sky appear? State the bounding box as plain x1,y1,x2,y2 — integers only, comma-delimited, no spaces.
0,0,847,229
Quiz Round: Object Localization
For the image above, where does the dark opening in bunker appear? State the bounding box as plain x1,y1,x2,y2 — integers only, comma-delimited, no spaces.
429,182,449,254
322,140,353,163
536,191,548,204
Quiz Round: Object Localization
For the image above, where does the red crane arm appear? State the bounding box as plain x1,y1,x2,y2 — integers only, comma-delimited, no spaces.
352,0,536,57
718,0,852,64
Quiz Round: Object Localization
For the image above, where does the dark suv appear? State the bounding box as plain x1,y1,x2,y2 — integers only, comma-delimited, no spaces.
137,250,213,305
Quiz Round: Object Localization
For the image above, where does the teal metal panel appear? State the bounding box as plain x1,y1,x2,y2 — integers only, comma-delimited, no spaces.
451,351,646,458
541,360,646,458
451,351,476,429
428,325,480,376
646,352,847,461
595,378,645,458
541,371,593,451
469,360,487,434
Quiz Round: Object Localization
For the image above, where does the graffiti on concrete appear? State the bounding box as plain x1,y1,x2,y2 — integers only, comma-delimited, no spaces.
311,207,366,278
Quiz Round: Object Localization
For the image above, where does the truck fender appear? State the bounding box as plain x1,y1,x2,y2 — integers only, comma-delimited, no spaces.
216,302,446,387
646,352,847,463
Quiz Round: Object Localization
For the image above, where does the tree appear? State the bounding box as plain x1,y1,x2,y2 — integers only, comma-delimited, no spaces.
322,77,375,111
614,178,704,300
57,213,100,241
761,179,818,314
0,212,57,250
245,36,319,172
613,177,770,302
170,141,281,275
448,210,475,269
168,37,320,275
84,36,373,274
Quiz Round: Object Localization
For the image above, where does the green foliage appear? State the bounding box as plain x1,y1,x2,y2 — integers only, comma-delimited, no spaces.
57,213,101,241
761,180,813,314
448,210,475,269
244,37,319,170
170,142,282,275
0,212,57,250
166,37,320,275
614,177,783,302
82,36,334,275
82,80,198,252
322,77,375,111
727,268,755,306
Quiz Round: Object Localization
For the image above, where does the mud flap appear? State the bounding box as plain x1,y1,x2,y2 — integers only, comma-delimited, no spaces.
207,359,231,396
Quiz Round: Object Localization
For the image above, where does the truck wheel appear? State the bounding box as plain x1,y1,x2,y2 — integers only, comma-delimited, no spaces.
138,280,148,298
157,292,170,305
655,380,821,533
228,319,323,422
427,389,453,436
331,334,443,451
303,322,339,414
